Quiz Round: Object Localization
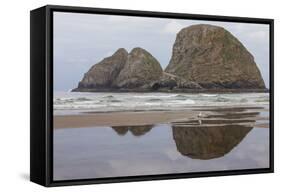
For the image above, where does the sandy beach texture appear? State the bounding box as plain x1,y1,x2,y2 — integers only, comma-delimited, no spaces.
54,106,269,129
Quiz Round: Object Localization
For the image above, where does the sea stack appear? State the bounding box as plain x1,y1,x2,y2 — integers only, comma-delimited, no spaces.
165,24,266,90
73,47,163,91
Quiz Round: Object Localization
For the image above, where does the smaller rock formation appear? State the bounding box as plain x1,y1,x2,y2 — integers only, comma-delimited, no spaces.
73,47,164,92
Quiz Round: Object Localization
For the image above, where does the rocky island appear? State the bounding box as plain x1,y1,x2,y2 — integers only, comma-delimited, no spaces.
72,24,266,93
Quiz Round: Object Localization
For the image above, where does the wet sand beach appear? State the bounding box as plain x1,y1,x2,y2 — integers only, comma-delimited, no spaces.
54,106,269,129
53,105,270,180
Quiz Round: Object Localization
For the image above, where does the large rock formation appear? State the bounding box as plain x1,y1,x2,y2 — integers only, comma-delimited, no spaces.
165,24,266,89
114,47,163,89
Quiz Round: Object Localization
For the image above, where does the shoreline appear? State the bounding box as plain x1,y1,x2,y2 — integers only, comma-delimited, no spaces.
54,105,268,115
54,106,269,129
71,88,269,93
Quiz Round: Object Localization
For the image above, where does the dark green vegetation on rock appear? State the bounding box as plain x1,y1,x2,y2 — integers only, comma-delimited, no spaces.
73,24,267,92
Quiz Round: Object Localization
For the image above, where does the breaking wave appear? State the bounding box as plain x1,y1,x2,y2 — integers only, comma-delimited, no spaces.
53,92,269,113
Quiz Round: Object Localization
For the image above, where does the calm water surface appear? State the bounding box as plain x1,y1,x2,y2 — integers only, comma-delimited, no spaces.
54,121,269,180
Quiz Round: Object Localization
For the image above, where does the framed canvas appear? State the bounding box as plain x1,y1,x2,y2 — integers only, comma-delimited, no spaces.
30,5,274,187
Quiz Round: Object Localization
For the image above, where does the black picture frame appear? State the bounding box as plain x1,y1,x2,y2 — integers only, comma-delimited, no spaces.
30,4,274,187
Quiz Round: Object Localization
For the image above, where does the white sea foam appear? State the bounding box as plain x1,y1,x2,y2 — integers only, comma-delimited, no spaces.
200,94,217,97
53,92,269,114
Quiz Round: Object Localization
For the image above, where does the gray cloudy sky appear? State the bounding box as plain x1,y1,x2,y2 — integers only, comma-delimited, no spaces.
54,12,270,91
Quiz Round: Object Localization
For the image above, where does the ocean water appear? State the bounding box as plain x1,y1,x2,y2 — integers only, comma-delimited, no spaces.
54,91,269,114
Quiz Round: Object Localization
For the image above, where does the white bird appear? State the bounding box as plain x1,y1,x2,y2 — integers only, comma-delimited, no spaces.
197,112,205,125
198,112,204,118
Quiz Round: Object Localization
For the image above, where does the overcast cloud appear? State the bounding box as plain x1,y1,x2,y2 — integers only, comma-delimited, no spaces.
54,12,270,91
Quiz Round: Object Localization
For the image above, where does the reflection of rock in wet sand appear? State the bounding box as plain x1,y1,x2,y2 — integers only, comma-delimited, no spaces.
112,125,153,136
172,110,259,160
173,124,253,160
